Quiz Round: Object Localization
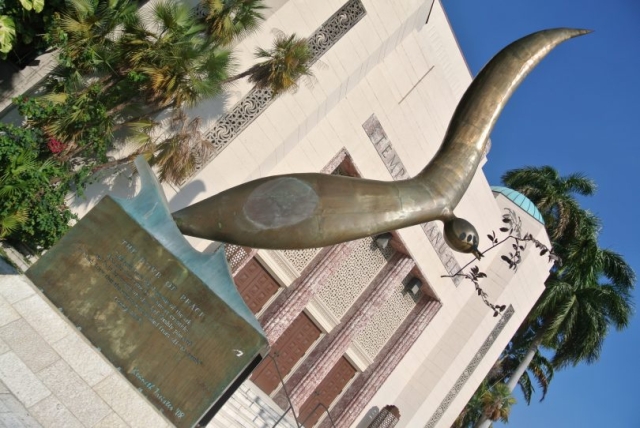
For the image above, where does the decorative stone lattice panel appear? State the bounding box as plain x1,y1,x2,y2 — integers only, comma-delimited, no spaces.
368,405,401,428
189,0,366,178
224,244,250,271
315,237,392,320
306,0,367,63
278,248,321,273
329,299,442,428
353,278,417,360
424,305,515,428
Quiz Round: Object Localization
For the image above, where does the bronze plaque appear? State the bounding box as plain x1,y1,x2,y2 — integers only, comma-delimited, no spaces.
27,197,267,427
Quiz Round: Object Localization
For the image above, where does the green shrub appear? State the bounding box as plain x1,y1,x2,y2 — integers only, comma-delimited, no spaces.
1,0,65,64
0,123,86,250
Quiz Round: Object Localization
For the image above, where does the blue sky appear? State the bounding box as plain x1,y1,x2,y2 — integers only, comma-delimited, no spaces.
443,0,640,426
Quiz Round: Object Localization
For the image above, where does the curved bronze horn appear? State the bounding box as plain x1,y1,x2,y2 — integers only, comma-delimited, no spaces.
173,28,589,251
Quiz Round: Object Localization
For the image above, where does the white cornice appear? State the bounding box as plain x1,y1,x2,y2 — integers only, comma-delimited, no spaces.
255,250,300,287
346,340,373,372
306,295,340,334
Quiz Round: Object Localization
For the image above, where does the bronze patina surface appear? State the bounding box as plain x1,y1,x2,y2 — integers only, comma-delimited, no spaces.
173,28,589,255
27,166,268,427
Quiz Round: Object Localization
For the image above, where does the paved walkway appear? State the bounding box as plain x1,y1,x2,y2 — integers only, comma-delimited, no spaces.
0,52,57,122
0,258,43,428
0,381,44,428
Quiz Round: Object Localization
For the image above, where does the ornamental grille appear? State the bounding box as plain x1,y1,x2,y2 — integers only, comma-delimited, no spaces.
306,0,366,64
279,248,321,273
204,86,274,152
202,0,366,149
368,405,401,428
354,277,417,360
185,0,366,181
424,305,515,428
315,237,393,320
224,245,251,271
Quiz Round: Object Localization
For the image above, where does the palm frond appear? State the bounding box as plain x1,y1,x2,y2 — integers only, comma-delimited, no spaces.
148,111,211,185
202,0,266,45
0,209,28,239
243,32,313,95
517,372,533,405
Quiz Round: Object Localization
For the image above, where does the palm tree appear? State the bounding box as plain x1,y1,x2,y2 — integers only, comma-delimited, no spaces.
453,381,489,428
226,32,313,95
0,144,72,247
119,0,232,109
539,213,634,369
456,343,552,428
147,110,212,185
456,382,516,428
200,0,266,46
47,0,137,77
0,151,34,239
474,169,634,428
20,83,122,163
87,108,212,186
502,166,596,241
488,335,554,404
479,383,516,425
475,209,635,428
33,0,231,170
0,209,27,240
48,0,232,110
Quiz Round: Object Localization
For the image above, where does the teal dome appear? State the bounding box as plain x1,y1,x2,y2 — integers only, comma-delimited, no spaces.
491,186,545,224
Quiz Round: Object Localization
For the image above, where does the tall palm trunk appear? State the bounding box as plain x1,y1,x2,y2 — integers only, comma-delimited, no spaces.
475,328,545,428
223,68,255,84
111,104,169,132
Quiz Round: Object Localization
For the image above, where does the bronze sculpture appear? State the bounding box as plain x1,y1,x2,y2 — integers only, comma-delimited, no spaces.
173,28,589,254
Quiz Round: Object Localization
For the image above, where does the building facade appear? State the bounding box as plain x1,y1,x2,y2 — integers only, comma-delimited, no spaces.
67,0,553,427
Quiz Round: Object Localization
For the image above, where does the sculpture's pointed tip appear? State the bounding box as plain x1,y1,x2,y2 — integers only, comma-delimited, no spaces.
575,28,593,36
540,28,592,42
557,28,592,39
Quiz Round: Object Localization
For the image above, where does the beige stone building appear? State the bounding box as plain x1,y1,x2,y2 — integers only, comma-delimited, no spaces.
0,0,553,427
